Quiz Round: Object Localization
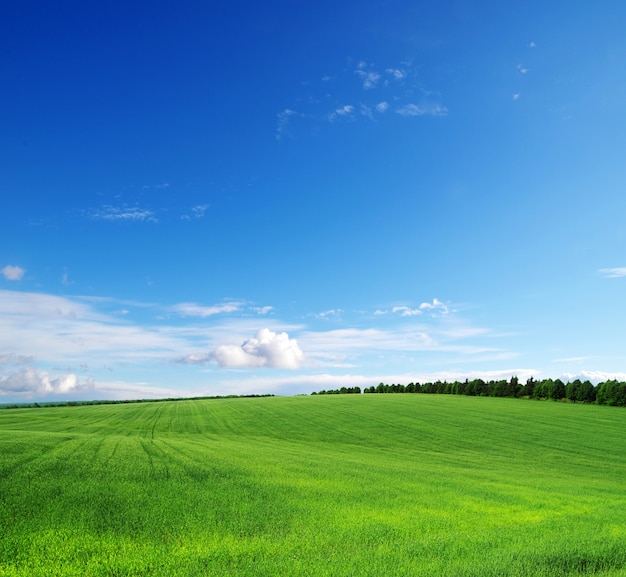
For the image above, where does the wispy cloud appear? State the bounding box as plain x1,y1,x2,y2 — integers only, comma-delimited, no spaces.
276,108,300,139
0,289,504,399
599,267,626,278
251,306,273,315
168,301,243,318
314,309,344,320
0,353,35,365
181,204,209,220
277,58,446,136
386,68,405,80
329,104,355,122
142,182,170,190
1,265,25,281
396,103,448,117
355,61,382,89
88,205,158,223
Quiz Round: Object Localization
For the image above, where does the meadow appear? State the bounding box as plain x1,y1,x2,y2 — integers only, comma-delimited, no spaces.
1,394,625,576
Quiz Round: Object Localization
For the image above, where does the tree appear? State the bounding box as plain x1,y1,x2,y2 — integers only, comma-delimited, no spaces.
577,380,596,403
550,379,566,400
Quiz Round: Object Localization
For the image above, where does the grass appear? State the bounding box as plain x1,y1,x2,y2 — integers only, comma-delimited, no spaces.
1,394,626,576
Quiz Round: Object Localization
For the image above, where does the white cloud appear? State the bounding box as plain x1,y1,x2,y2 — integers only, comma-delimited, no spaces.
560,370,626,384
378,299,448,318
2,265,25,281
143,182,170,190
216,328,305,369
599,267,626,278
376,101,389,112
396,103,448,117
0,353,34,365
354,61,382,89
300,328,437,361
315,309,343,320
88,205,158,223
251,306,273,315
0,367,94,396
419,298,449,315
178,328,305,369
279,59,446,135
276,108,299,139
0,290,187,365
181,204,209,220
513,93,521,101
329,105,354,122
386,68,405,80
169,301,242,318
357,70,381,89
392,306,422,317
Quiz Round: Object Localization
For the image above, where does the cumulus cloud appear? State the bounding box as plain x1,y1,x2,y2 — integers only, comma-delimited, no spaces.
178,328,305,369
2,265,25,281
377,299,448,317
560,370,626,384
169,301,242,318
419,298,449,314
0,367,94,396
599,267,626,278
376,101,389,112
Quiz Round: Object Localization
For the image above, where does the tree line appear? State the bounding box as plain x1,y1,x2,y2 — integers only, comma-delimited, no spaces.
311,377,626,407
0,393,275,410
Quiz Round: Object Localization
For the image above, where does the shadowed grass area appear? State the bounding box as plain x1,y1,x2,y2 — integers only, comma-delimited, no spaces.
1,395,626,576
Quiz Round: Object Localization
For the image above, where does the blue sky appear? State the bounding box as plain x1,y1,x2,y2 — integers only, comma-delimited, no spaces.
2,0,626,401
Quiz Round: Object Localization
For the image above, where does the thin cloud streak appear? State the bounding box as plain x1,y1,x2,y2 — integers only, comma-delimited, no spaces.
168,301,243,318
599,267,626,278
88,205,158,223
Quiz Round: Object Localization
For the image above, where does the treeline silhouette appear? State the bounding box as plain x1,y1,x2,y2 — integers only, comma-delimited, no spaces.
0,393,274,410
312,377,626,407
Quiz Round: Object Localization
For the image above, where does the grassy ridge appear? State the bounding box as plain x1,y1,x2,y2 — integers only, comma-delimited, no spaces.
1,395,626,576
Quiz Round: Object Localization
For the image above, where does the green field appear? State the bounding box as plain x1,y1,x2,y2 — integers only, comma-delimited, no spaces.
1,395,626,576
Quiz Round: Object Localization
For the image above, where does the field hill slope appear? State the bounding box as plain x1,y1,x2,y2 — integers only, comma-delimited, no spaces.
1,394,625,576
